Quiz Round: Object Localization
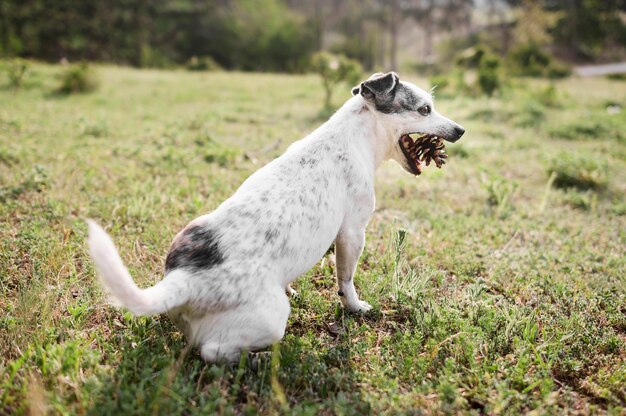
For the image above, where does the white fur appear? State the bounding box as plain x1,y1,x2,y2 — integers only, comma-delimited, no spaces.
87,73,463,362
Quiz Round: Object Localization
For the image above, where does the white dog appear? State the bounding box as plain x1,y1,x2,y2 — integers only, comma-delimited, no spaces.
88,72,464,362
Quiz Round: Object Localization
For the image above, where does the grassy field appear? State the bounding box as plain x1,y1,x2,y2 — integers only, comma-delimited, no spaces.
1,63,625,415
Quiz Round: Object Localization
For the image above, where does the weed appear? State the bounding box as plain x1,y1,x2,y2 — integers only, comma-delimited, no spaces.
0,148,19,166
562,190,597,211
0,165,49,202
4,58,30,90
548,115,625,142
536,84,562,108
480,172,518,217
514,100,546,128
79,118,109,137
391,229,434,302
547,152,608,191
56,62,98,94
204,144,240,167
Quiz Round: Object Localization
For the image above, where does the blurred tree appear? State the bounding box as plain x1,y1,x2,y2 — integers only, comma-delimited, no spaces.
310,51,362,108
1,0,623,70
549,0,626,59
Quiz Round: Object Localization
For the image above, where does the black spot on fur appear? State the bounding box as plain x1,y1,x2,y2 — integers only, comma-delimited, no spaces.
299,157,319,167
165,225,224,272
265,228,279,243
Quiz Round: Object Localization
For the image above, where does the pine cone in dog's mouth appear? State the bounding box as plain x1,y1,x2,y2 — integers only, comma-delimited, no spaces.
399,134,448,176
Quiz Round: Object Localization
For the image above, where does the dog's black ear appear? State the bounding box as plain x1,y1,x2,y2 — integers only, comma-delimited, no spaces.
360,72,399,102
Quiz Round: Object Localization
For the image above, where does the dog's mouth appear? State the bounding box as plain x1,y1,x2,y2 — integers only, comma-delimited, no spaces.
398,134,447,176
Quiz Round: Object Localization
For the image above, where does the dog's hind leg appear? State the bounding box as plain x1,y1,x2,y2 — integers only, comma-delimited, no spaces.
335,229,372,313
195,286,290,362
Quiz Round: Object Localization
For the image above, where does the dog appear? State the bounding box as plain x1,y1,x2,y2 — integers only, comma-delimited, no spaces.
88,72,464,362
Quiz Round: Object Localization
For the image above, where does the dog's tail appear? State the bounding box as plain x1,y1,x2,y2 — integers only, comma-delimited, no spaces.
87,219,187,316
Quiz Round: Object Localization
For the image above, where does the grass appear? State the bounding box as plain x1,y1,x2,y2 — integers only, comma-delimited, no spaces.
1,63,625,415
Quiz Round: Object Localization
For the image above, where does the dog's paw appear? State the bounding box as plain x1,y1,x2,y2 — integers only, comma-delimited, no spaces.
286,285,298,297
248,351,272,371
346,300,372,314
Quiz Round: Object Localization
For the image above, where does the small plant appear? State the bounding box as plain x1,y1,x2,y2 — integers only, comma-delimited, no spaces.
536,84,561,107
310,52,362,109
562,190,596,211
4,58,30,90
481,172,518,217
514,100,546,127
186,56,221,72
0,165,49,202
548,152,608,191
391,229,431,302
204,144,240,167
56,62,98,94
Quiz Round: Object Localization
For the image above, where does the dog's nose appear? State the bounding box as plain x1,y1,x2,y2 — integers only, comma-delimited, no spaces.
454,126,465,140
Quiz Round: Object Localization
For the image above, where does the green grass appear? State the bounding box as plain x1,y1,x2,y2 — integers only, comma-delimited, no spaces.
1,63,625,415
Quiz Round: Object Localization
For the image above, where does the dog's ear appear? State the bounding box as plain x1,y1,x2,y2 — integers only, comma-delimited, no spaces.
360,72,399,102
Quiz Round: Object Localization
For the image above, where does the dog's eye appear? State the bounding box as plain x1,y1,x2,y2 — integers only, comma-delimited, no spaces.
418,105,431,116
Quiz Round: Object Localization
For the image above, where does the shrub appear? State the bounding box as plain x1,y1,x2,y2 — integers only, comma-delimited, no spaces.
548,153,608,191
4,58,29,90
545,62,571,79
508,43,571,78
56,63,98,94
186,56,221,71
455,45,488,69
477,55,501,96
607,73,626,81
454,45,502,96
310,52,362,109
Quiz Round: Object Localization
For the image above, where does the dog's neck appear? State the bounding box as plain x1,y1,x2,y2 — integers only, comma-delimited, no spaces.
321,96,395,172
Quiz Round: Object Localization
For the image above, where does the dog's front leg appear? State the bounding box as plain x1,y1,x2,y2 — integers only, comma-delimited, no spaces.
335,229,372,313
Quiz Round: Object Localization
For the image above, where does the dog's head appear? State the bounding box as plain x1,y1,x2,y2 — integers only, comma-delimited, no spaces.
352,72,464,175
